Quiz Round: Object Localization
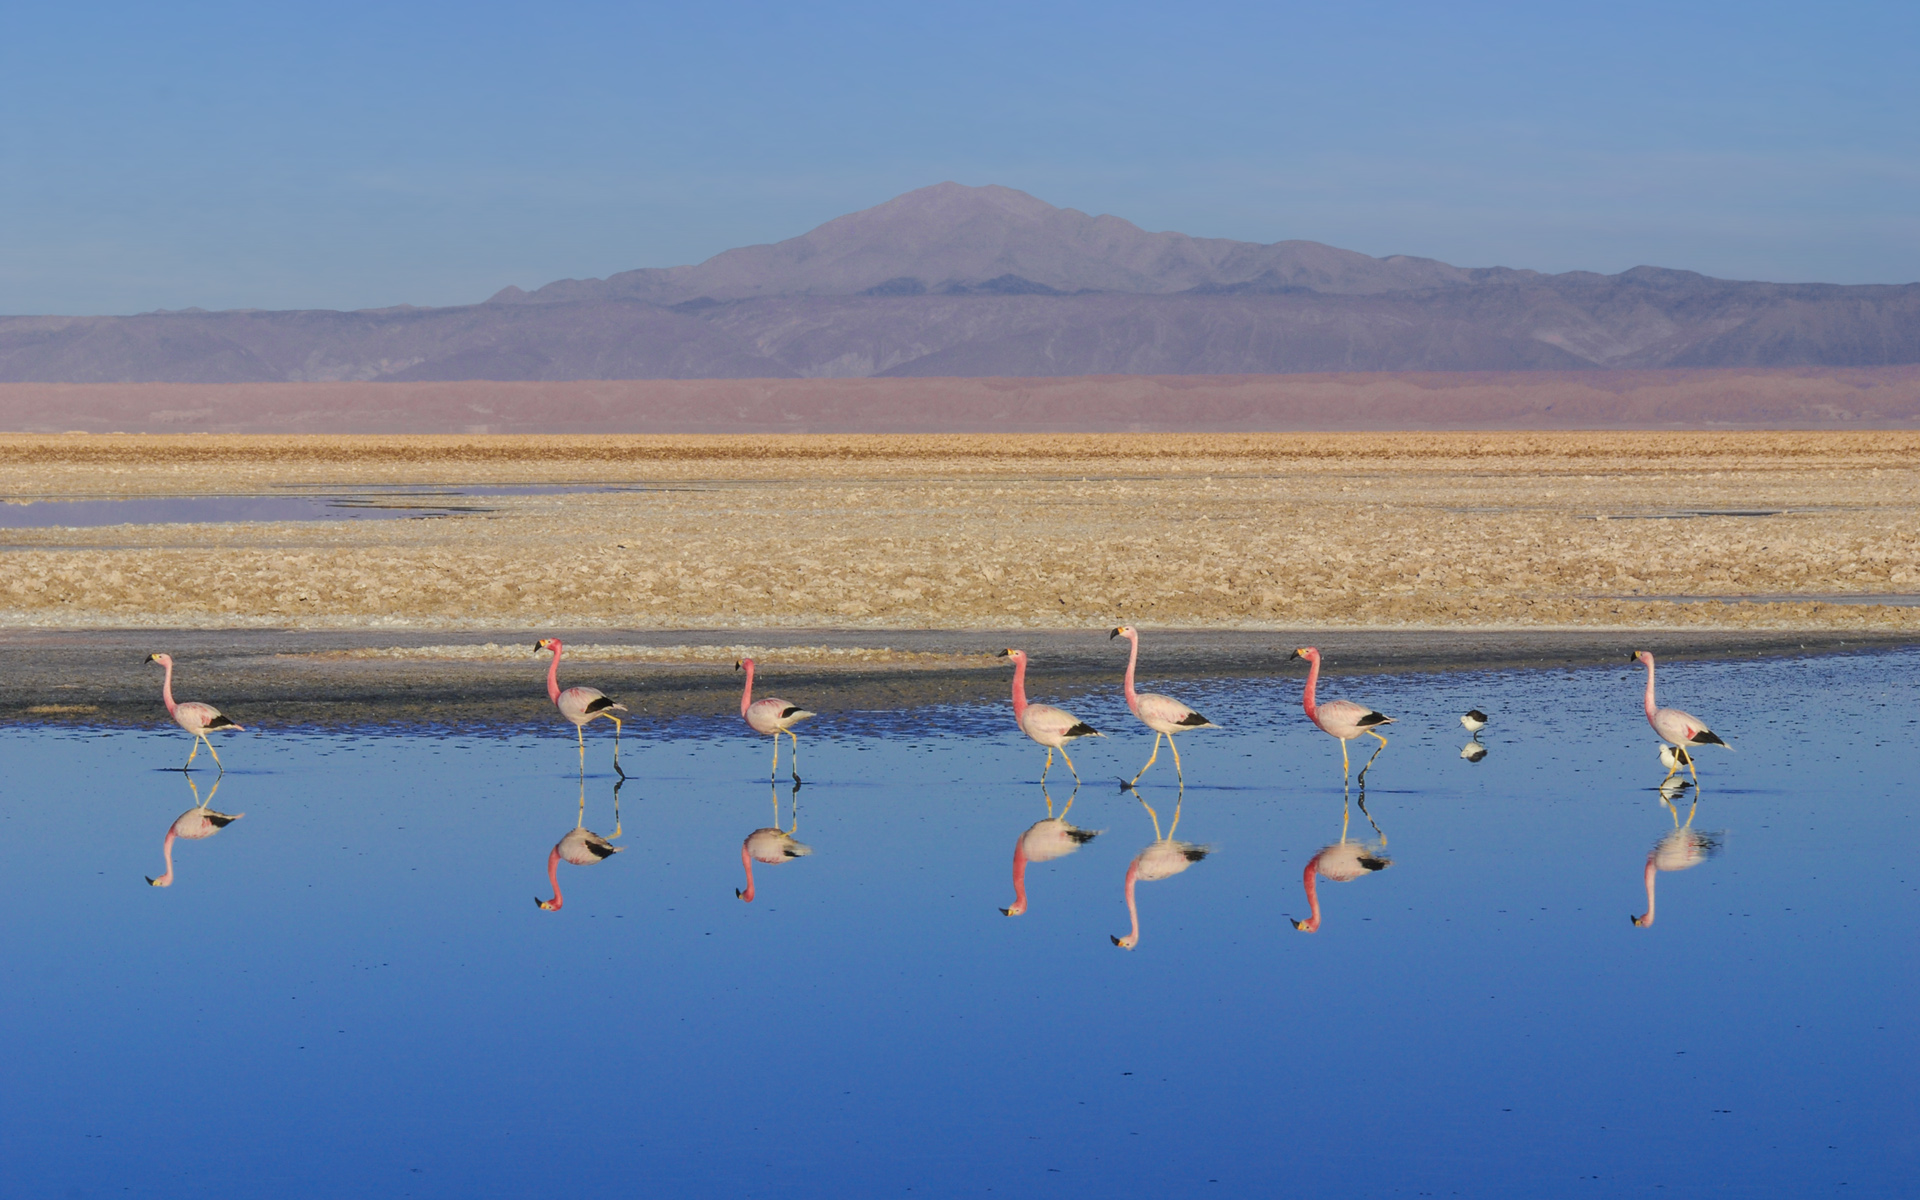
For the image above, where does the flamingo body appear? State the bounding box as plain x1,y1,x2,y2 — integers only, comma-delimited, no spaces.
535,639,628,773
999,649,1099,784
1002,816,1099,916
1111,840,1208,949
1632,827,1721,927
736,827,811,902
1632,652,1730,785
1292,839,1392,932
736,659,815,782
1290,647,1394,781
147,806,243,887
537,827,623,911
1110,626,1213,786
145,653,243,771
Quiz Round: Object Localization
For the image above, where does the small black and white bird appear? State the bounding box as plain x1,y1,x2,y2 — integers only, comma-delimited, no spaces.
1460,709,1489,735
1460,740,1488,763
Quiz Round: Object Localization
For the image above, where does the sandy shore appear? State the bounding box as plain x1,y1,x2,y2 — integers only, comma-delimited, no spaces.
0,431,1916,635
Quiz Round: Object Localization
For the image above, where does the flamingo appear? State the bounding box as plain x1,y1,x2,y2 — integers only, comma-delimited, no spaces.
737,781,812,902
534,638,628,775
1289,647,1394,783
1461,709,1489,734
1110,625,1214,787
147,775,242,888
1631,651,1730,786
999,649,1101,785
537,779,625,911
1002,785,1101,917
1291,799,1392,932
736,658,816,784
1111,790,1208,950
1631,807,1722,927
145,653,243,772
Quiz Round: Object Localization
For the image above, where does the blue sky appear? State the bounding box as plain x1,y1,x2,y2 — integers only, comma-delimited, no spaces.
2,0,1915,314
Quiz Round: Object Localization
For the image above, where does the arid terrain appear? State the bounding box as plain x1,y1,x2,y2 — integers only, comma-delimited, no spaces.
0,431,1915,639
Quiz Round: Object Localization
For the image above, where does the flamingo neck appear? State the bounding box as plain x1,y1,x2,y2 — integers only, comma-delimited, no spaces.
1007,839,1029,915
542,845,563,910
740,661,755,718
160,661,178,716
1122,634,1141,712
1301,654,1321,722
545,644,563,705
1010,657,1029,720
1298,858,1323,932
1120,860,1141,947
737,839,756,902
150,829,177,886
1642,655,1659,722
1635,855,1658,926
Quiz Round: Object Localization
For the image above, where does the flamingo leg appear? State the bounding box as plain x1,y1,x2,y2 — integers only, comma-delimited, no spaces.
575,723,588,775
1129,732,1163,786
183,736,200,771
611,777,624,839
1685,748,1701,788
769,731,781,782
1168,735,1185,786
1357,734,1387,786
1138,796,1164,841
1339,737,1351,781
1040,747,1054,784
610,715,625,777
1356,789,1385,843
203,734,225,772
1058,744,1082,785
786,730,802,784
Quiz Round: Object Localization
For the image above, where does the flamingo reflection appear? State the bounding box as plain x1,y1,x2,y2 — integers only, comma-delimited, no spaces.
1291,791,1392,933
1631,796,1722,928
147,774,243,888
737,780,812,902
1111,787,1209,950
536,778,625,912
1002,784,1101,917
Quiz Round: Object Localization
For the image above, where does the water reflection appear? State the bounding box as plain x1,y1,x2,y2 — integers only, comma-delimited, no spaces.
737,780,812,902
1001,784,1101,917
1291,791,1392,933
1111,788,1209,950
146,774,243,888
536,779,625,912
1631,797,1723,928
1460,739,1488,762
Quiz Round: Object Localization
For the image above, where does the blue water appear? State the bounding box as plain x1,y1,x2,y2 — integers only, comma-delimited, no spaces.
2,651,1915,1198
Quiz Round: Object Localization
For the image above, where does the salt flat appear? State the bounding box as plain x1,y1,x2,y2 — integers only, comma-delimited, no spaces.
0,431,1914,636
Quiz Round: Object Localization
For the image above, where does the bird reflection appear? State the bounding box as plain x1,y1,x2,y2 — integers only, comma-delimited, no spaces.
1291,789,1392,933
1002,783,1101,916
1460,740,1487,763
1111,786,1209,950
536,777,625,912
1631,796,1722,928
737,780,812,902
147,773,243,888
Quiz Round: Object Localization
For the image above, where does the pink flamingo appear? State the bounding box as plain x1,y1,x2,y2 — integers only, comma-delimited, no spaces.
1111,792,1208,950
1631,808,1721,927
1289,647,1394,783
1110,625,1214,786
1290,801,1392,933
1632,651,1730,786
537,780,625,911
147,776,242,888
535,638,628,774
1002,786,1100,916
736,658,816,784
999,649,1101,785
145,653,243,771
736,782,812,902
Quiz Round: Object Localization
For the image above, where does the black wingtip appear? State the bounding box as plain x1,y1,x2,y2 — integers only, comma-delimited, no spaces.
1065,722,1099,738
1692,730,1728,747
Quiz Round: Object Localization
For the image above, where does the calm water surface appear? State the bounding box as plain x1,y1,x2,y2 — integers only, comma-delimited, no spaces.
2,651,1915,1197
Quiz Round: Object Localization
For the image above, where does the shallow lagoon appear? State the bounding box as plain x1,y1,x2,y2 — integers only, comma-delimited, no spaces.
2,649,1915,1198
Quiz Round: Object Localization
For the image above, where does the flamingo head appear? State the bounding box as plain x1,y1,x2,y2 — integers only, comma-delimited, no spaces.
1109,625,1135,641
1289,647,1319,664
146,872,173,887
1631,912,1653,928
534,638,558,655
998,649,1025,665
1291,916,1321,932
1110,933,1137,949
536,895,561,911
1001,900,1027,917
1630,650,1652,665
145,653,172,668
735,658,752,672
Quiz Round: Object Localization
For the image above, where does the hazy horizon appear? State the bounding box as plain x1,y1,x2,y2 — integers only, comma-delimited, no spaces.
2,2,1916,316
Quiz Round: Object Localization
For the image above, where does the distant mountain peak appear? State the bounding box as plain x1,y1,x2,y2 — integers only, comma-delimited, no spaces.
493,182,1484,307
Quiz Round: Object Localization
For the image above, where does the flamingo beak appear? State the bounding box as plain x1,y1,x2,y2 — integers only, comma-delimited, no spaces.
1110,935,1135,949
536,897,557,910
144,654,156,663
1288,649,1303,661
1109,628,1120,638
997,649,1011,658
734,661,742,671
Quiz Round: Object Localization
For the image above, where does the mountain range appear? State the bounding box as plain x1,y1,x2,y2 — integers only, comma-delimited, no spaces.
3,182,1917,382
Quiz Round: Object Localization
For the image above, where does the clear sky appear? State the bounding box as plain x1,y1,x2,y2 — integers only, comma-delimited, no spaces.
2,0,1915,314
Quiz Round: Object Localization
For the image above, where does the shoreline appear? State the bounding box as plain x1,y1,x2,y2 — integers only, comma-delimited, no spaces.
6,625,1909,731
